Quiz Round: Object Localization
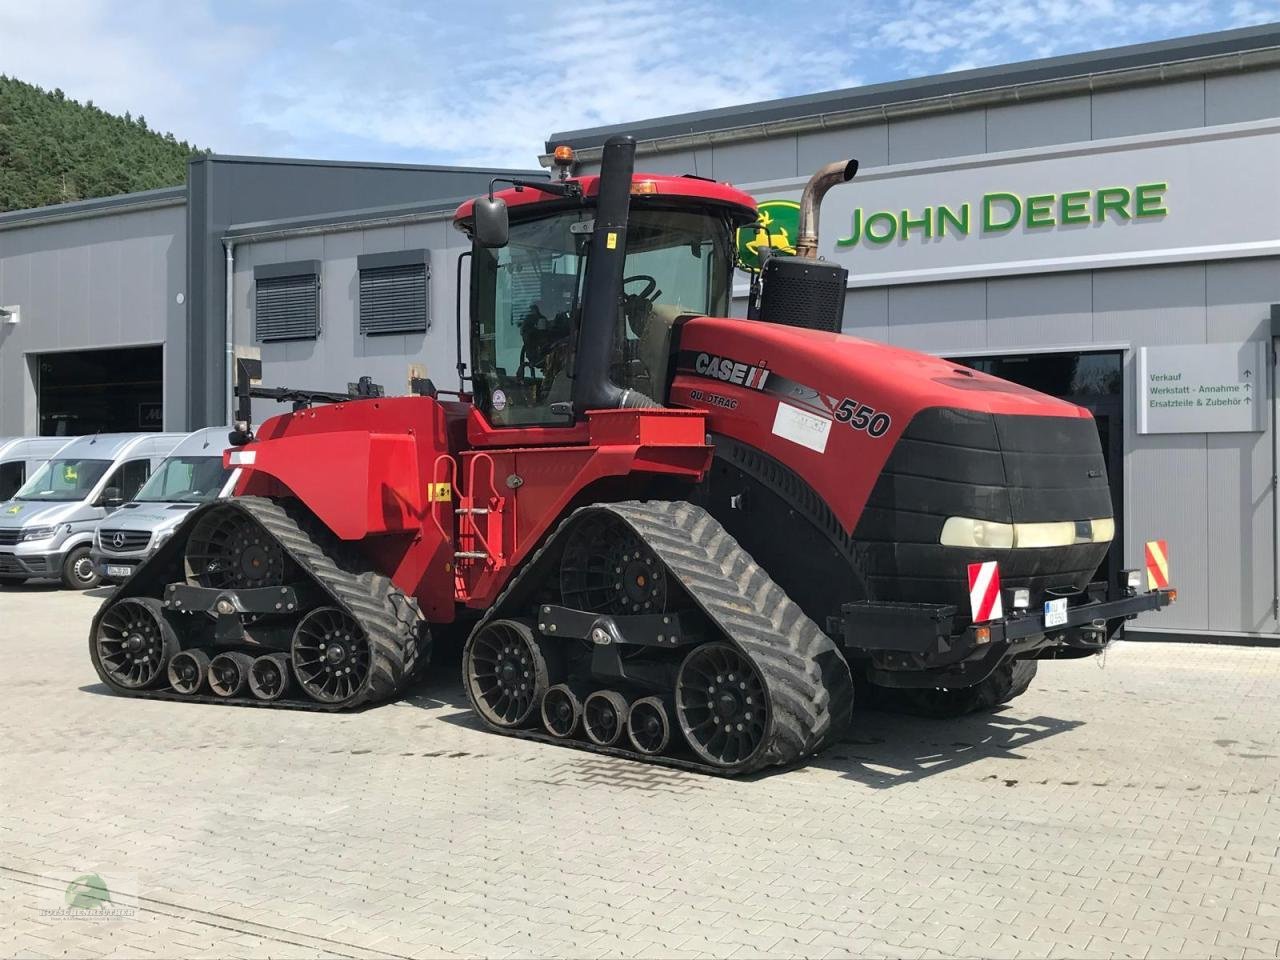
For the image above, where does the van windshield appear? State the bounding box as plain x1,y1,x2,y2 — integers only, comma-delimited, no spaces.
133,456,231,503
15,459,112,501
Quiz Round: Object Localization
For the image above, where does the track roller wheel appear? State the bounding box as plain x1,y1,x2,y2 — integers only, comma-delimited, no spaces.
184,505,286,590
464,619,549,728
626,696,671,755
582,690,629,746
249,653,292,701
168,650,211,695
92,597,176,690
208,652,253,697
560,513,667,615
676,643,769,769
541,684,582,738
291,607,372,705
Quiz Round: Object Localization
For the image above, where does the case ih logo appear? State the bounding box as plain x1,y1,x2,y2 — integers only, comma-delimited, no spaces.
694,353,771,390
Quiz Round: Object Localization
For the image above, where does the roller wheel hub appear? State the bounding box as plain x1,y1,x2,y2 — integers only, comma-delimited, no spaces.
464,619,550,729
291,607,372,704
676,643,770,769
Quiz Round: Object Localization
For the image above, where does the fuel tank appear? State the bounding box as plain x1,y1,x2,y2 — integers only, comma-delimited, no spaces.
671,316,1113,615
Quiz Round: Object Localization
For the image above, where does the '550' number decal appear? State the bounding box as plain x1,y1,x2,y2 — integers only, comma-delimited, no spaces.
834,398,892,438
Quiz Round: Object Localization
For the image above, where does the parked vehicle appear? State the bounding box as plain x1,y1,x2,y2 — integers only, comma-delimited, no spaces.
0,432,185,588
0,437,76,502
92,428,240,585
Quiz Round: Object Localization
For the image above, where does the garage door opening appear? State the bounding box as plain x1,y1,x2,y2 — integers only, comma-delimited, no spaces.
36,346,163,436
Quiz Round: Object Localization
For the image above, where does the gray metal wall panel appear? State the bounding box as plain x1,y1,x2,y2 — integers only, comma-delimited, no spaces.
634,148,714,177
711,137,798,184
191,159,528,428
985,95,1092,153
1205,67,1280,124
0,204,185,434
888,111,985,164
797,123,889,175
886,279,986,352
985,272,1093,349
1091,264,1208,345
842,287,888,341
1091,78,1206,139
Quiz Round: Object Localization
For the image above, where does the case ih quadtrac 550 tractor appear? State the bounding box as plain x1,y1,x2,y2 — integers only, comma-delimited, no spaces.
90,136,1175,775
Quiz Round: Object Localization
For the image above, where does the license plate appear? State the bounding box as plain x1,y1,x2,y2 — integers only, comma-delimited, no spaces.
1044,597,1069,628
106,565,134,579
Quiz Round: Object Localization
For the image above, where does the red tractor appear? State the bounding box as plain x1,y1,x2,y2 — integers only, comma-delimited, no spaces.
90,136,1175,775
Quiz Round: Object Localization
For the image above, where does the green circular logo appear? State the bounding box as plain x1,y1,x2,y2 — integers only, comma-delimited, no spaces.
736,199,800,270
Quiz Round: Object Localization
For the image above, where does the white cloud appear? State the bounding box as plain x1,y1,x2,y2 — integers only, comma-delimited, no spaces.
1,0,1273,169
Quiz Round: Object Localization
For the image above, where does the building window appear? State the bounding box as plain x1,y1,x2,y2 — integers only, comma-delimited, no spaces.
254,261,321,342
358,250,430,336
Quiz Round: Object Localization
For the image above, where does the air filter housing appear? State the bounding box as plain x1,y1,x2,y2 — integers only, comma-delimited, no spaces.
758,256,847,333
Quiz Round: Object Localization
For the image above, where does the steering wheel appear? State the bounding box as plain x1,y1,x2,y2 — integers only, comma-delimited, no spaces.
622,274,661,338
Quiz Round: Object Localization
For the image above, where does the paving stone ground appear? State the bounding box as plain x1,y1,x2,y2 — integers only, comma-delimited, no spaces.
0,584,1277,959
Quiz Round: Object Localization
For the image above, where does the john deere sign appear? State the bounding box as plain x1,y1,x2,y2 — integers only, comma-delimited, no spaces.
737,122,1280,288
737,199,799,269
836,183,1168,246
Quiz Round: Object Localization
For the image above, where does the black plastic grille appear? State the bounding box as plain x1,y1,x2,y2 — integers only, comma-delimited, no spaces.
0,530,21,546
99,529,151,552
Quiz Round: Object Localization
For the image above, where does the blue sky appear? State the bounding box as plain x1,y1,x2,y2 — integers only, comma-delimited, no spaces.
3,0,1277,169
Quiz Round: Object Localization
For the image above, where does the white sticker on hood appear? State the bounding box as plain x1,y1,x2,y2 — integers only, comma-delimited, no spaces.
772,402,831,454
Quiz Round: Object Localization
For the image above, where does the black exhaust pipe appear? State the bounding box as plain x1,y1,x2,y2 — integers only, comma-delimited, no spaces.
570,135,657,415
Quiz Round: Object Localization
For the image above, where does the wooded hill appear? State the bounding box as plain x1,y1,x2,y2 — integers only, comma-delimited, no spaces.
0,75,203,212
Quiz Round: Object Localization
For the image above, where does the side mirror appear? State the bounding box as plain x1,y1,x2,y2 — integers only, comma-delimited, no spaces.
101,487,123,509
473,196,509,248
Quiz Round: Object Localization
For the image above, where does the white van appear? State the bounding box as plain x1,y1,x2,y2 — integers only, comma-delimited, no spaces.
0,437,77,502
92,427,241,584
0,432,185,589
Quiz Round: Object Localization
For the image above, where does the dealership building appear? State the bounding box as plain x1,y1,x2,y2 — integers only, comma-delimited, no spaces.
1,24,1278,640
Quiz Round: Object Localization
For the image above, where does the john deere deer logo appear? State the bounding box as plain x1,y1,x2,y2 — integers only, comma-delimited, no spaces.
736,199,799,270
65,874,111,910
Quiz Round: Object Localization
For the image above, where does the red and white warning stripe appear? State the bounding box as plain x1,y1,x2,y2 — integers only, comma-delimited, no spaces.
1145,539,1169,590
967,561,1003,623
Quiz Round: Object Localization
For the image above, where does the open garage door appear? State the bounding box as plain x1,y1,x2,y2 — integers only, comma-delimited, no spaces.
36,346,163,436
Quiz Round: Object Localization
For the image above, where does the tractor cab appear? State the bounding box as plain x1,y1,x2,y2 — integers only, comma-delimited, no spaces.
452,160,757,429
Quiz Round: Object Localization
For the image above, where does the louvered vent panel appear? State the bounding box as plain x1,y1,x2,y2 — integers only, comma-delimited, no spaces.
255,273,319,342
359,263,428,335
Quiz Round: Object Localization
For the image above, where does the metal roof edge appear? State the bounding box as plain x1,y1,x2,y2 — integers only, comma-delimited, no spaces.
0,186,187,231
544,23,1280,156
223,194,475,242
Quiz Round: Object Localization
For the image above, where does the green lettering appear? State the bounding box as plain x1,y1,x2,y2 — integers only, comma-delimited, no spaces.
900,208,932,240
936,203,970,237
1135,182,1168,218
1025,194,1056,228
836,207,863,246
1059,190,1091,224
1095,187,1132,222
983,192,1021,232
864,211,897,245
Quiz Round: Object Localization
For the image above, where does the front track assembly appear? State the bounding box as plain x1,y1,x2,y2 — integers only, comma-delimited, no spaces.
463,500,853,776
89,496,427,711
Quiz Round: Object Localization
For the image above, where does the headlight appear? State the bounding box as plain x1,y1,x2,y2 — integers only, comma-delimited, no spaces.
940,517,1114,549
21,526,56,542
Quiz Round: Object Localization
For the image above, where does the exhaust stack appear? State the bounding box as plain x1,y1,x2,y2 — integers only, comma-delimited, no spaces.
794,159,858,259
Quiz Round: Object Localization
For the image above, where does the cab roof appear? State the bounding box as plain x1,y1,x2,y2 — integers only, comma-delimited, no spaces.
452,173,758,227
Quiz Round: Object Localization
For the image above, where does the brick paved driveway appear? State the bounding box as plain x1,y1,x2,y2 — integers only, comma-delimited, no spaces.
1,585,1277,959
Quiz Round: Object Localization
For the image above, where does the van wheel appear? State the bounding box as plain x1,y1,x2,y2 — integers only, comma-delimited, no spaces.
62,546,100,590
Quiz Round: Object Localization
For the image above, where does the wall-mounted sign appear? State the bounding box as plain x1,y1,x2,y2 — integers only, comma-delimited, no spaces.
1137,342,1267,434
138,402,163,428
739,121,1280,288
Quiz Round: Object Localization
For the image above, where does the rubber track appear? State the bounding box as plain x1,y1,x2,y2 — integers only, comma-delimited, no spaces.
468,500,853,776
90,496,426,711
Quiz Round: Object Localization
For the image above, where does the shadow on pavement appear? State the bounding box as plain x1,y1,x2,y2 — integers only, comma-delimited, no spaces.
812,707,1083,788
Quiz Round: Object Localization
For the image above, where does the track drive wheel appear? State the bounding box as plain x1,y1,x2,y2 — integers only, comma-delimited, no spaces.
560,513,667,615
184,505,286,589
291,607,372,705
168,649,211,694
463,619,549,728
92,597,177,690
676,643,769,769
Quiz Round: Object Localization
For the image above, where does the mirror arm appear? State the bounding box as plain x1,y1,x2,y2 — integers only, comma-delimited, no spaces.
489,177,582,201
